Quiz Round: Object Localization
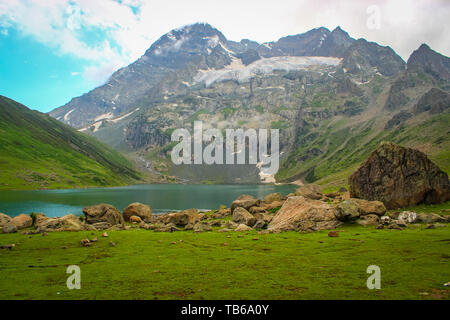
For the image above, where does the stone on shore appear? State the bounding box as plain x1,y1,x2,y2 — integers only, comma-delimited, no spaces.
36,214,85,232
158,209,205,227
349,142,450,209
231,195,260,212
123,202,152,222
264,193,284,204
0,213,11,227
10,214,32,230
268,196,341,232
235,224,253,232
2,223,17,234
83,204,124,225
335,198,386,222
232,207,256,227
294,184,323,200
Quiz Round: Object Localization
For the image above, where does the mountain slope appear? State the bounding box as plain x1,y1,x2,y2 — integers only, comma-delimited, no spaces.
48,23,448,187
0,95,141,190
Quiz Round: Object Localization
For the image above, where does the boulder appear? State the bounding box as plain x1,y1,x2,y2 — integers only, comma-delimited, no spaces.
232,207,256,227
0,213,11,227
264,193,283,204
349,142,450,209
231,195,260,212
193,222,212,233
335,198,386,222
253,212,272,223
249,206,267,214
235,224,253,232
268,196,342,232
159,209,204,227
252,220,266,229
154,223,180,232
36,214,85,232
123,203,152,222
129,215,143,224
356,214,380,226
2,223,17,234
10,214,32,230
222,221,239,230
211,208,231,219
34,213,49,226
294,184,323,200
83,204,124,225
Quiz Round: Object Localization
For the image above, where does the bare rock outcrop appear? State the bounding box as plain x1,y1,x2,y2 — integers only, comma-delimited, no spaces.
349,142,450,209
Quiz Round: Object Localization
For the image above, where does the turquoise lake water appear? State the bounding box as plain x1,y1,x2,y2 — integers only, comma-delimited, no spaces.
0,184,297,218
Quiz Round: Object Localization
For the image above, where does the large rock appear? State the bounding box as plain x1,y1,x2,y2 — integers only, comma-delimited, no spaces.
231,195,260,212
83,204,124,225
355,214,380,226
0,213,11,227
123,202,152,222
232,207,256,227
159,209,204,227
294,184,323,200
268,196,341,232
264,193,283,204
10,214,32,230
335,198,386,221
193,221,212,233
2,223,17,234
235,224,253,232
34,213,49,226
36,214,85,232
349,142,450,209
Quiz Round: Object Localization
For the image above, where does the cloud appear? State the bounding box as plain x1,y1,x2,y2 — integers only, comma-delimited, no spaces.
0,0,448,87
0,0,148,85
291,0,450,60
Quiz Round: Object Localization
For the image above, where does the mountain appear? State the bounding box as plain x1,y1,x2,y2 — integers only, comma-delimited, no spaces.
407,44,450,81
48,23,449,187
0,95,141,190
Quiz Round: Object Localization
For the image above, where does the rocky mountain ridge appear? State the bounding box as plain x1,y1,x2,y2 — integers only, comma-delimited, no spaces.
48,23,449,186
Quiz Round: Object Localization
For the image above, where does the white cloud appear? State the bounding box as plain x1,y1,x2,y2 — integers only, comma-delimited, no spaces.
0,0,448,87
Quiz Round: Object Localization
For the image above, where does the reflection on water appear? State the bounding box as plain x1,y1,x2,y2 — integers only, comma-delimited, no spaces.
0,184,297,218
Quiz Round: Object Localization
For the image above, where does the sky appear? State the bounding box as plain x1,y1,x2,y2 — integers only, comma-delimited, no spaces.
0,0,449,113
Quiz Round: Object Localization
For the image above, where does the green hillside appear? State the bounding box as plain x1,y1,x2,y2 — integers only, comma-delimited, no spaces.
0,95,141,190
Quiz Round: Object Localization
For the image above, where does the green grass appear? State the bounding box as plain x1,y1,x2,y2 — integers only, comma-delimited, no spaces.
0,224,449,300
0,95,141,190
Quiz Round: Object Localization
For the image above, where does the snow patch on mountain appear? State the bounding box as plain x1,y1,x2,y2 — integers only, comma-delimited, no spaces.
195,56,342,86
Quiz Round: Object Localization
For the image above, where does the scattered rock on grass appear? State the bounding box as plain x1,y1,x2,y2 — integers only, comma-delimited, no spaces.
328,231,339,237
